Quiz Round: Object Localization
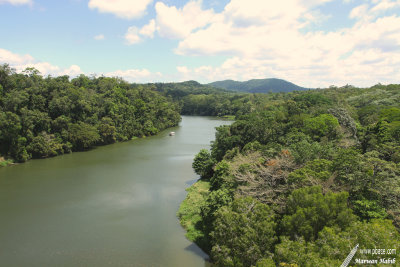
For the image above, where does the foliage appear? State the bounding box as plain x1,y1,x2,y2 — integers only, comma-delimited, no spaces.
177,180,210,249
210,197,277,267
27,132,63,158
0,64,181,162
199,187,234,251
210,160,234,190
303,114,339,141
281,186,355,241
288,159,333,185
276,219,400,266
0,157,13,167
67,122,100,150
180,83,400,266
192,149,214,179
352,198,387,220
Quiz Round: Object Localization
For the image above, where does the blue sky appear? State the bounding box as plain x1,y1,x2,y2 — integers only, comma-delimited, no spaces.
0,0,399,87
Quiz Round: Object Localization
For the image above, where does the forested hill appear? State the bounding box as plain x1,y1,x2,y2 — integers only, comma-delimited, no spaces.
208,78,309,93
0,64,181,164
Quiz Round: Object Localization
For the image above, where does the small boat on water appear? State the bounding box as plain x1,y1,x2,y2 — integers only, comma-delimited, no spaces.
169,132,175,136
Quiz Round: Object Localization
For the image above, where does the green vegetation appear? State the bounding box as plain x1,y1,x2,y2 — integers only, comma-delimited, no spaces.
0,157,13,167
150,80,294,117
178,83,400,266
0,64,181,163
211,197,277,267
177,180,210,245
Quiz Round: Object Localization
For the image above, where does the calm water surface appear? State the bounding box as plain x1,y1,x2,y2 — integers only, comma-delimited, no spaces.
0,116,232,267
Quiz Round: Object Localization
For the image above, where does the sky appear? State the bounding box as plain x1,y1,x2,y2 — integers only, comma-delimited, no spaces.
0,0,399,88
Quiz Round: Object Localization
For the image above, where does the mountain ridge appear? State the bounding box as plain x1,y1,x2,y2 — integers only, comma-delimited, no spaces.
208,78,310,93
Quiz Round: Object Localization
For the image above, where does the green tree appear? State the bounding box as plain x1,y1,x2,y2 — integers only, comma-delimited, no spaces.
210,160,234,190
211,125,241,161
27,132,63,158
211,197,277,267
0,111,22,156
288,159,333,186
67,122,100,150
192,149,214,179
282,186,355,241
303,114,339,140
98,117,116,144
10,136,30,162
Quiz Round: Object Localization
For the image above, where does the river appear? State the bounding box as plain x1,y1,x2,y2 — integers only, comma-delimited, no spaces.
0,116,233,267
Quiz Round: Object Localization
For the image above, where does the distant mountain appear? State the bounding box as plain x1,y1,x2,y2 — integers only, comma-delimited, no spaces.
208,78,309,93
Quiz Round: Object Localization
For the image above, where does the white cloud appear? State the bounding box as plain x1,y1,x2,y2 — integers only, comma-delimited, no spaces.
155,0,217,39
176,66,191,80
0,48,34,65
94,34,105,40
224,0,303,28
139,19,156,38
176,66,190,74
371,0,400,12
0,48,82,77
62,65,82,76
106,68,162,82
165,0,400,87
125,26,141,45
88,0,153,19
349,4,369,19
124,19,156,44
0,0,32,5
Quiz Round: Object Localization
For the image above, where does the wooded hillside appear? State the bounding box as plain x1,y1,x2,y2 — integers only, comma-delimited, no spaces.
179,83,400,266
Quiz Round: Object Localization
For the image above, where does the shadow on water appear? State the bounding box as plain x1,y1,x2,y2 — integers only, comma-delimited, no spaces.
184,243,213,266
184,243,209,260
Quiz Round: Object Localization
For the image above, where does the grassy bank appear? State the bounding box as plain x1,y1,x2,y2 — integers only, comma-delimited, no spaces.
177,180,210,243
0,157,14,167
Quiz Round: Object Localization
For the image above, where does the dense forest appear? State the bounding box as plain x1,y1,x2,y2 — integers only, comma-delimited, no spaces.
178,83,400,266
150,80,299,117
149,80,251,116
0,64,181,164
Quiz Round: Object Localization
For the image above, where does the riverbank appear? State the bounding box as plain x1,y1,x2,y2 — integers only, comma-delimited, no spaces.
219,115,235,120
0,157,13,167
177,180,210,251
0,121,180,168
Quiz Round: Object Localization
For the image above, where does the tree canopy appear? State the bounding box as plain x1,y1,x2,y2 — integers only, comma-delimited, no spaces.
178,82,400,266
0,64,181,163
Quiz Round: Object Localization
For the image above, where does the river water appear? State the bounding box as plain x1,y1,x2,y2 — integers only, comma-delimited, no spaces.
0,116,232,267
